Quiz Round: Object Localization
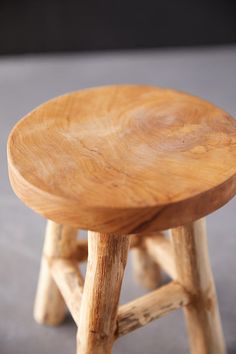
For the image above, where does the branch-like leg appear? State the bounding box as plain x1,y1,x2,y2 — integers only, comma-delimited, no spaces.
34,220,77,325
171,218,226,354
131,243,161,290
77,232,130,354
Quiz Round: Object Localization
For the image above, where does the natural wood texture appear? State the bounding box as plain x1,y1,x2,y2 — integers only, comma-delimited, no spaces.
145,233,176,279
117,281,190,337
34,221,77,325
7,85,236,234
77,232,130,354
7,85,233,353
75,235,142,263
131,242,161,290
51,259,84,326
171,218,226,354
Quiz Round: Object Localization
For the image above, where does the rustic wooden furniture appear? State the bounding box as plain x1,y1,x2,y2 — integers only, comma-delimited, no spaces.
7,85,236,354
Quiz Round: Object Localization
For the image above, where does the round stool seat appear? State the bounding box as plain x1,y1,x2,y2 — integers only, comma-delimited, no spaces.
7,85,236,234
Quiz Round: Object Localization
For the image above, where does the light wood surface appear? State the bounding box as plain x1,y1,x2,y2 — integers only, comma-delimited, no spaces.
51,259,84,326
77,232,130,354
34,221,78,325
131,246,161,290
171,219,226,354
117,281,190,337
144,233,176,279
75,235,145,263
8,85,232,353
7,85,236,234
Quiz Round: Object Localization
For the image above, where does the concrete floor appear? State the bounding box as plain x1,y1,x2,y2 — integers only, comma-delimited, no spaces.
0,45,236,354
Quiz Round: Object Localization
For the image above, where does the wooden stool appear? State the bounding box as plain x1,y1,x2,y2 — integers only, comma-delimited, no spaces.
7,85,236,354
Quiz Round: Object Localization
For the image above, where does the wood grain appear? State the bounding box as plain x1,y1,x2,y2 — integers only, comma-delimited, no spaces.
77,231,130,354
51,259,84,326
34,221,78,325
171,218,226,354
117,281,190,337
75,235,142,262
7,85,236,234
144,233,176,279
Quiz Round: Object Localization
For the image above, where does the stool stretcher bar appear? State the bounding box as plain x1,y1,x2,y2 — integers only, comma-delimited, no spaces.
51,259,84,326
116,281,190,337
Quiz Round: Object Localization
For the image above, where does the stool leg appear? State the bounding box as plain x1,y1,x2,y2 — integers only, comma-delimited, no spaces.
171,218,226,354
34,220,77,325
131,245,161,290
77,232,130,354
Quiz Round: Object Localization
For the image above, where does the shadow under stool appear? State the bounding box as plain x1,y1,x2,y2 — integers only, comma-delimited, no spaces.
7,85,236,354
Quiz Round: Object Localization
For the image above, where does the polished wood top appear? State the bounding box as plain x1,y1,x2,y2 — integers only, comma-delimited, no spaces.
7,85,236,233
